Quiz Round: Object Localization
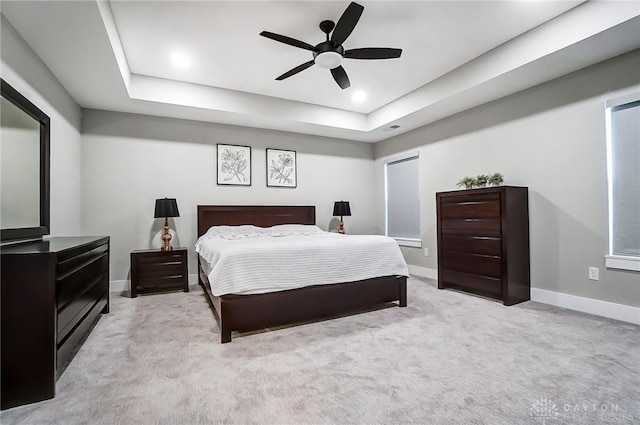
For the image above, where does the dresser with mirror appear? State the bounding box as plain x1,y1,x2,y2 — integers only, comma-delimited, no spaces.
1,79,110,410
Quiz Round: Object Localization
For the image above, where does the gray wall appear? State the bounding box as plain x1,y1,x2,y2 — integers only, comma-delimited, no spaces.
81,110,376,283
1,15,83,236
374,49,640,308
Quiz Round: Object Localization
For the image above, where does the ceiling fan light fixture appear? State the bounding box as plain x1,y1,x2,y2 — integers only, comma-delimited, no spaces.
314,51,342,69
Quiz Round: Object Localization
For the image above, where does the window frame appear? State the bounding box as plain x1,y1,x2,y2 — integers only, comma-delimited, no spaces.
604,89,640,272
384,151,421,248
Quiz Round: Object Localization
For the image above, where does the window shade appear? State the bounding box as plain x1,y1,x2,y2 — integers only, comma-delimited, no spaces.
386,155,420,240
609,101,640,257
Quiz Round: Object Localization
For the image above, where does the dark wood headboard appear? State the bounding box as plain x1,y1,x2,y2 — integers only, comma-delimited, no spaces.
197,205,316,237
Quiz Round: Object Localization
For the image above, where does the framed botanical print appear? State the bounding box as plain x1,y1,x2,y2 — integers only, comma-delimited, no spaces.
217,144,251,186
267,149,296,188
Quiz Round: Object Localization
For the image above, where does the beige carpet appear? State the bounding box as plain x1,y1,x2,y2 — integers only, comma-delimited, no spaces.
1,277,638,425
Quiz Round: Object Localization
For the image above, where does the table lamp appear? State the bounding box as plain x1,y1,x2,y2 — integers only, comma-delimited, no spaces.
333,201,351,234
154,198,180,251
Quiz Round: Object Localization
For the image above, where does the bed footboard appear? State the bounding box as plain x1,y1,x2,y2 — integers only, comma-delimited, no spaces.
199,267,407,343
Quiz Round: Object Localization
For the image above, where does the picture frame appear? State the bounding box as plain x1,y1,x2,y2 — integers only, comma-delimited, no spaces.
267,149,297,188
217,144,251,186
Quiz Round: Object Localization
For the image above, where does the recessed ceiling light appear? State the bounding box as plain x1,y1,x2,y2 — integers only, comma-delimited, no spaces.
170,51,191,69
352,90,367,103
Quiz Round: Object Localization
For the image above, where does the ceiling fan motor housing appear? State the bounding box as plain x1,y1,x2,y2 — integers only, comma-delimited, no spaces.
313,42,344,69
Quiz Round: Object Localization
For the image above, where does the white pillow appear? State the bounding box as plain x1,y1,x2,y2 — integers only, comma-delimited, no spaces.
202,225,262,239
263,224,324,237
201,224,323,240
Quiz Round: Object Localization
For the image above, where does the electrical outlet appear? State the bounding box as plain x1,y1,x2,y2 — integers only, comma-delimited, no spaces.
588,267,599,281
423,248,429,257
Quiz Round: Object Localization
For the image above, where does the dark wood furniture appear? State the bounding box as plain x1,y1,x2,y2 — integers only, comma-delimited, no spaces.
0,79,50,242
1,236,110,410
436,186,530,306
197,205,407,343
130,248,189,297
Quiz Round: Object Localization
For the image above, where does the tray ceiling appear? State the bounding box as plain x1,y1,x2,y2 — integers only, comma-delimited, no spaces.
2,1,639,142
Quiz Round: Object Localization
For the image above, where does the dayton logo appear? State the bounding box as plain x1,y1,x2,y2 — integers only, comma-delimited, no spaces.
530,398,559,424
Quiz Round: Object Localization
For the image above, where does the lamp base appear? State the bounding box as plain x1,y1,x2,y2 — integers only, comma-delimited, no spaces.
338,217,345,234
161,217,174,251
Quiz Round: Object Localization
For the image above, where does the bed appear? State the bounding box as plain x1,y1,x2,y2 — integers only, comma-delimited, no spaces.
197,205,408,343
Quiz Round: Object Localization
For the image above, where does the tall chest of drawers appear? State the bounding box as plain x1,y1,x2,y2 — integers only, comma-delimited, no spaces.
436,186,530,306
1,236,109,409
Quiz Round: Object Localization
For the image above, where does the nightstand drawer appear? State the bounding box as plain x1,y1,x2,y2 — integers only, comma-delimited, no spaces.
135,252,184,265
130,248,188,297
135,262,184,277
135,276,185,291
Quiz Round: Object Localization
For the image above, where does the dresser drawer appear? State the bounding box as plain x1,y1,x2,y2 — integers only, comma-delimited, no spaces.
57,275,107,344
57,244,108,277
441,218,501,237
57,296,107,374
440,269,502,297
440,198,500,219
440,234,501,256
57,253,109,308
440,251,502,278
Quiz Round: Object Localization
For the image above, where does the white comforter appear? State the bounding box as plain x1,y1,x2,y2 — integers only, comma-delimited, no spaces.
195,225,408,296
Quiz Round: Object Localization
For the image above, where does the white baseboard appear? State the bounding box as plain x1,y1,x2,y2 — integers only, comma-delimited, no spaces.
109,279,128,293
531,288,640,325
408,265,438,280
407,265,638,324
109,274,199,294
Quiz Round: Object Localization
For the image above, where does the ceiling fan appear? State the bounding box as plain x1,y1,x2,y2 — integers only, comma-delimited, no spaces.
260,2,402,90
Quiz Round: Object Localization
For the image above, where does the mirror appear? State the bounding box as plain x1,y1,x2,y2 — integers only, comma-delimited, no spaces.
0,79,50,242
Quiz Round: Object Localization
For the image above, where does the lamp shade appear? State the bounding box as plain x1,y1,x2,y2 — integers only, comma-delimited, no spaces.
154,198,180,218
333,201,351,217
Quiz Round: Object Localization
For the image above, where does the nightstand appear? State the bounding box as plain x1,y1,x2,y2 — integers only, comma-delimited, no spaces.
130,248,188,297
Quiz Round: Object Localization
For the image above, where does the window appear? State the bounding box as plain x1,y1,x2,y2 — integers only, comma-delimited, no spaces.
605,91,640,271
385,152,421,247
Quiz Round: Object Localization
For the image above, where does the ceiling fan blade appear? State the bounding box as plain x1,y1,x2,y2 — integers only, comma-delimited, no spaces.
330,2,364,46
260,31,315,51
276,60,315,80
330,66,351,89
344,48,402,60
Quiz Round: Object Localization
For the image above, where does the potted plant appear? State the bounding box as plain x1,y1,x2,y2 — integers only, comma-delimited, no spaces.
475,174,489,187
488,172,504,186
457,176,476,190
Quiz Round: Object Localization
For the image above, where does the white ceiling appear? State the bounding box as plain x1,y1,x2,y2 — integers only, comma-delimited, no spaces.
2,1,639,142
110,1,578,113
